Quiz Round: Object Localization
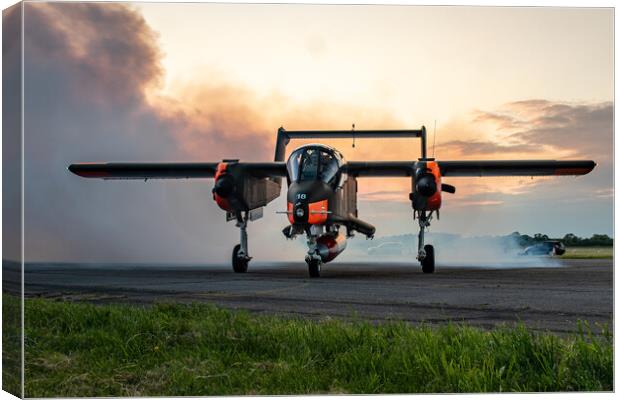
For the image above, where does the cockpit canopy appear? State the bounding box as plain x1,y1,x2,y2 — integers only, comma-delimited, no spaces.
286,144,345,186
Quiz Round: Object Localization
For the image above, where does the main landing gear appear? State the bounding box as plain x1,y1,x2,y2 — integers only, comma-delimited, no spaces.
232,211,251,273
415,210,435,274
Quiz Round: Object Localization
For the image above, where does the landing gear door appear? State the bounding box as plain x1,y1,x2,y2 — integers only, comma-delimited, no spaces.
249,207,264,221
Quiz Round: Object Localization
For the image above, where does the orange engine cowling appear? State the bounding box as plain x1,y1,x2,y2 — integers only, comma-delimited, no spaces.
411,160,442,211
213,162,234,212
425,161,442,210
316,232,347,263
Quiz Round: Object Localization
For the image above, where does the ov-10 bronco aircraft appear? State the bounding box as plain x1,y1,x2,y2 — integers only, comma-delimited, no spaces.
69,127,595,277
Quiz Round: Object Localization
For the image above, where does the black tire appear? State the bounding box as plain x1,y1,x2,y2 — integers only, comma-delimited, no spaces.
308,258,321,278
421,244,435,274
232,244,248,273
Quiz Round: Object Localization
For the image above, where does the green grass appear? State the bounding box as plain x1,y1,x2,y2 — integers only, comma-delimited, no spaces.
22,297,612,397
2,294,22,397
560,246,613,259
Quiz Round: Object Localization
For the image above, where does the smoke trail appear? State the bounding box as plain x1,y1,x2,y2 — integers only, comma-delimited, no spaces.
341,232,563,269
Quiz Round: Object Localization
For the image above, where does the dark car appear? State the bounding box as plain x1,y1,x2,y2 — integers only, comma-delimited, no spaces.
522,240,566,256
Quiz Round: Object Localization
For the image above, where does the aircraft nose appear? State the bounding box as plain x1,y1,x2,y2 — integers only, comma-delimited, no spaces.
293,202,308,224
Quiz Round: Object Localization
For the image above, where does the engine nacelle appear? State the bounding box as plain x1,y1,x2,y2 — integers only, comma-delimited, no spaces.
213,163,235,212
212,161,281,214
316,232,347,263
410,160,442,211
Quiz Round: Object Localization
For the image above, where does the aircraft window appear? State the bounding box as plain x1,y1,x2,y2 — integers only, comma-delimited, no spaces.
287,147,341,183
286,149,303,182
300,149,319,181
319,151,340,185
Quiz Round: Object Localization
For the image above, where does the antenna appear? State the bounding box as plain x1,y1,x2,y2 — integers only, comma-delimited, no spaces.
432,120,437,158
352,123,356,148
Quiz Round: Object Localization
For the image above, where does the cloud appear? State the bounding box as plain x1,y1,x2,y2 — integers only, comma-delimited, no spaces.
25,3,162,107
20,2,404,262
476,99,613,160
22,2,281,263
443,100,612,159
440,139,540,156
507,100,613,160
472,111,522,130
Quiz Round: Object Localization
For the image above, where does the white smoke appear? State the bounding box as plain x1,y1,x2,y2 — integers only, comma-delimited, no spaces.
341,232,563,269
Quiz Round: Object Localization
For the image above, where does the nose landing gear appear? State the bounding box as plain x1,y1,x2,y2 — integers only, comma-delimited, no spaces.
306,256,321,277
305,228,322,278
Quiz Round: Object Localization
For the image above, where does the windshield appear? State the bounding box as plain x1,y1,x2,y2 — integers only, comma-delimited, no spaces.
287,146,342,185
300,149,320,181
318,150,339,184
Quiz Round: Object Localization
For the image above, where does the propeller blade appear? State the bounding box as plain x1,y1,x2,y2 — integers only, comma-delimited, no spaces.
441,183,456,194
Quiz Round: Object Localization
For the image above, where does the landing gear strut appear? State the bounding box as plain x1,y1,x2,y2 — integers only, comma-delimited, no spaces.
305,226,323,278
415,210,435,273
232,211,251,273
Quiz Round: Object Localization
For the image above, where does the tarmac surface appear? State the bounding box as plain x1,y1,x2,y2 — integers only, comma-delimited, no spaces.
21,259,613,334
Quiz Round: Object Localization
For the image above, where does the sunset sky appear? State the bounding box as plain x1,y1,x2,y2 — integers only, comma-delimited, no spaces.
6,2,613,262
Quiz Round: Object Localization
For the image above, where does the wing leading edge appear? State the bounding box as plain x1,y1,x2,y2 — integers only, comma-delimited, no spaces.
345,160,595,178
437,160,596,177
68,162,287,180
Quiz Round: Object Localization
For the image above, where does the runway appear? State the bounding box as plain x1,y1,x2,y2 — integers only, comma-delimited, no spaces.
21,259,612,334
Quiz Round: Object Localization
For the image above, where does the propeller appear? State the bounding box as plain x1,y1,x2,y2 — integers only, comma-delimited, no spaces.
415,174,437,196
213,174,235,197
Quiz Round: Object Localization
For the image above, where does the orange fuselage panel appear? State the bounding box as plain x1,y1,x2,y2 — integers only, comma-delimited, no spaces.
287,199,329,225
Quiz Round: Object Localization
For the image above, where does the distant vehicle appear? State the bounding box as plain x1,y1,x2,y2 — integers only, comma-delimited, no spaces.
368,242,404,256
522,241,566,256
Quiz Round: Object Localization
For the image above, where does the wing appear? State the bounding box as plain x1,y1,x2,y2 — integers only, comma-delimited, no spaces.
68,162,287,179
345,160,595,178
437,160,596,177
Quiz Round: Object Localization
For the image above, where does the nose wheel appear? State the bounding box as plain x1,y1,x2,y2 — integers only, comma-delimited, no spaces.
307,257,321,278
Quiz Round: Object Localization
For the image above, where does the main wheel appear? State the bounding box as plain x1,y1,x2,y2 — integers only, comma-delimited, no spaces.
232,244,248,273
308,258,321,278
421,244,435,274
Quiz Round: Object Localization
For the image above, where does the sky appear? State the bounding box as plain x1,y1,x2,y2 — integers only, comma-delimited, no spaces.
3,2,613,262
